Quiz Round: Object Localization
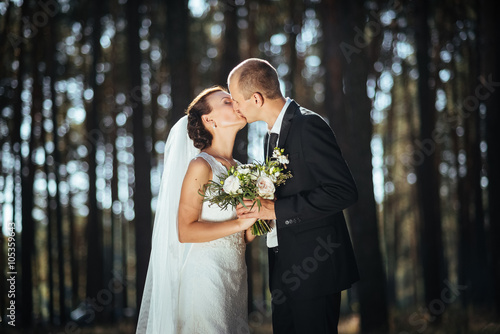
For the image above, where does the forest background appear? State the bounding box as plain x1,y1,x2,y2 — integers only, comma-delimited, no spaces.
0,0,499,333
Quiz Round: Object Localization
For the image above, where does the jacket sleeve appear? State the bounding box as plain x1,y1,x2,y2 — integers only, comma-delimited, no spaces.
274,114,358,229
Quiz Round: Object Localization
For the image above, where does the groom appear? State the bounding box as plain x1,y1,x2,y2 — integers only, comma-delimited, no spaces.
229,58,359,333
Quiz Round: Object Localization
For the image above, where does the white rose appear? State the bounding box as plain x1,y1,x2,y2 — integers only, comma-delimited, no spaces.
256,176,275,199
277,155,289,165
223,175,241,195
237,166,251,174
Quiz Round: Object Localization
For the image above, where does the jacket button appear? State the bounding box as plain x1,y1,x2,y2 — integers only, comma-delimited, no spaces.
285,220,290,225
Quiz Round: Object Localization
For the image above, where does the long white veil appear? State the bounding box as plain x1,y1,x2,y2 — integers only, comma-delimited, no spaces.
136,115,199,333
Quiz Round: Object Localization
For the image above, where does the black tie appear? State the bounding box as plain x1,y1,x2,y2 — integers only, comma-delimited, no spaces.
267,133,279,159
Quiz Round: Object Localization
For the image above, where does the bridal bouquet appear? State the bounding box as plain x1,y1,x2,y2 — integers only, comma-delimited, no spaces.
200,148,292,236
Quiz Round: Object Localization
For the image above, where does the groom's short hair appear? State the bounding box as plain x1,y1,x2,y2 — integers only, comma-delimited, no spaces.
230,58,282,100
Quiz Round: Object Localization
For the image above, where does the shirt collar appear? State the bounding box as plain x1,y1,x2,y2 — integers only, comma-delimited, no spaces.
269,98,291,135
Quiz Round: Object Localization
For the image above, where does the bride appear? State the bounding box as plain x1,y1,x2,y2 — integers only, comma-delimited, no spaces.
136,86,257,333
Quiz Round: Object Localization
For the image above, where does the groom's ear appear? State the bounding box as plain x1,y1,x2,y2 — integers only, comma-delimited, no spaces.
253,92,264,107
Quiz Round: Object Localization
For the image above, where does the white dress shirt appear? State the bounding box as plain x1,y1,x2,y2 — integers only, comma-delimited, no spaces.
267,98,291,248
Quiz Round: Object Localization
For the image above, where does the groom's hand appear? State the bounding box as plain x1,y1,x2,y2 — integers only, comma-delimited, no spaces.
236,199,276,220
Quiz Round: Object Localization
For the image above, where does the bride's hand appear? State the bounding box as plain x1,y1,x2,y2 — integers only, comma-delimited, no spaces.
236,198,276,220
237,217,257,231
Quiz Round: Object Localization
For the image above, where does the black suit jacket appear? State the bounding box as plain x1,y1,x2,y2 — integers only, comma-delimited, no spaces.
267,100,359,300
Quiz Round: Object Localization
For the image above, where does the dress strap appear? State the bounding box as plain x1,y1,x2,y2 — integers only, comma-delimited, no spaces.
195,152,227,180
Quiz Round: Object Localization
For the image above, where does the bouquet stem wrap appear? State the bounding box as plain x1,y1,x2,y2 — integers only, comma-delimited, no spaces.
251,219,272,236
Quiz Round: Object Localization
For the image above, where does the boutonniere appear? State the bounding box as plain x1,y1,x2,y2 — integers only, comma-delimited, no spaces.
271,147,289,168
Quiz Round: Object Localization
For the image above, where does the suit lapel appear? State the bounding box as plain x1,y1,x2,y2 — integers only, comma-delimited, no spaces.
278,100,299,148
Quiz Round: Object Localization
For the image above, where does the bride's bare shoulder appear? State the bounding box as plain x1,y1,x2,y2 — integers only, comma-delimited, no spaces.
185,156,211,180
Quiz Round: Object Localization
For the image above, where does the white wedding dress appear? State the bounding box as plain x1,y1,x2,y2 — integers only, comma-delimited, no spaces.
178,152,248,333
136,117,248,334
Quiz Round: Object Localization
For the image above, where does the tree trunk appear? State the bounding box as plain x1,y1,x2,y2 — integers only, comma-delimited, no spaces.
47,16,67,323
320,0,346,137
286,0,301,99
21,5,40,322
127,0,153,313
85,1,104,319
480,0,500,316
42,117,56,324
109,26,125,317
0,1,13,309
67,151,79,310
166,0,191,123
21,96,37,328
219,3,247,163
453,62,470,311
122,212,129,309
18,2,36,328
402,60,421,306
384,86,397,307
245,1,259,58
322,0,389,331
0,0,13,52
463,23,489,308
219,6,239,85
414,0,445,310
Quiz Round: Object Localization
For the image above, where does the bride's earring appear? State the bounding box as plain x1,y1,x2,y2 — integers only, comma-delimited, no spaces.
212,122,216,129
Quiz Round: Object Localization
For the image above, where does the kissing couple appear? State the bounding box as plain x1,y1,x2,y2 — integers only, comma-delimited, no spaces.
136,58,359,334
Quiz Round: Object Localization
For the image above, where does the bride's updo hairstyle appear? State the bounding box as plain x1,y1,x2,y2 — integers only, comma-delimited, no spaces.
186,86,227,150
